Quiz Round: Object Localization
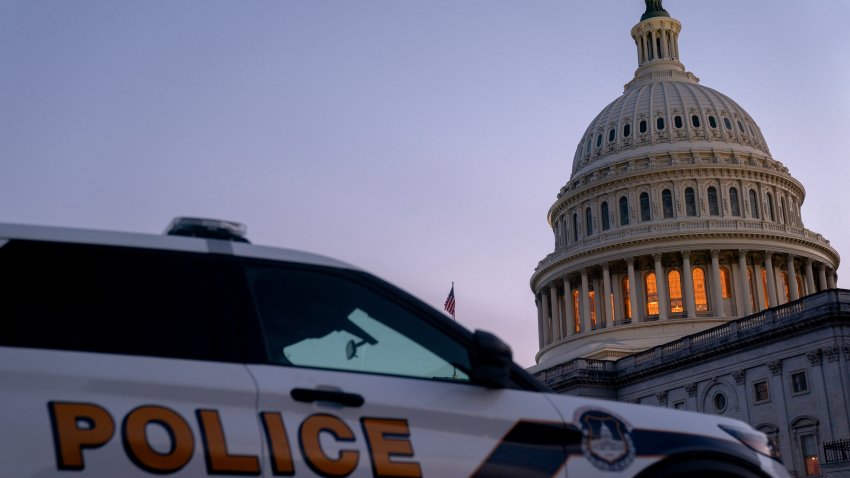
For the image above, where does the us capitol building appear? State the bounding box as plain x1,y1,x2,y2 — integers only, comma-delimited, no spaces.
528,2,849,477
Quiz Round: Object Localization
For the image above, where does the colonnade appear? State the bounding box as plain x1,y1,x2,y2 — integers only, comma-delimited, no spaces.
536,250,838,348
636,24,679,65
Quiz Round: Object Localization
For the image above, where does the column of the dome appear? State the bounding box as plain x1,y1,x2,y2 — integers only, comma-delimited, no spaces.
592,276,601,326
580,269,591,332
536,296,544,349
564,275,576,336
737,250,752,316
650,30,657,62
601,262,614,327
627,257,641,322
787,254,800,301
818,264,829,291
673,31,680,59
710,250,723,316
653,253,669,320
612,272,623,325
753,256,766,311
805,259,816,295
659,28,669,59
774,267,787,305
682,251,696,318
666,29,674,60
541,290,551,344
669,31,676,59
560,217,567,247
827,271,837,289
553,220,559,249
765,251,779,307
635,38,643,65
549,284,561,341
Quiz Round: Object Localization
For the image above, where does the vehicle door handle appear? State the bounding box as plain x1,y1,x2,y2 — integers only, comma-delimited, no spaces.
291,388,365,408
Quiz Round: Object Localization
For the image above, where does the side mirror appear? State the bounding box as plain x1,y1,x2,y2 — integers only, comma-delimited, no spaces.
470,330,513,389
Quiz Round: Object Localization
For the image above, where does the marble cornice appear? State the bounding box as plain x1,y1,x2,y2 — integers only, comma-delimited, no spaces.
631,17,681,36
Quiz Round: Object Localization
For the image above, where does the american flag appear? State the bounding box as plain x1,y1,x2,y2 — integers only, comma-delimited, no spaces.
444,284,455,316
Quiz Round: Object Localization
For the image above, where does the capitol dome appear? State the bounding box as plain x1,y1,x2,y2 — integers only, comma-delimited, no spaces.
572,81,770,179
531,0,840,365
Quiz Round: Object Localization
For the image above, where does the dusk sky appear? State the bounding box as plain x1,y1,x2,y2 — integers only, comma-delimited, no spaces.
2,1,848,366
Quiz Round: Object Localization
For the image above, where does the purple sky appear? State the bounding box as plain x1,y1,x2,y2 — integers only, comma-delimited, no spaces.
2,1,847,366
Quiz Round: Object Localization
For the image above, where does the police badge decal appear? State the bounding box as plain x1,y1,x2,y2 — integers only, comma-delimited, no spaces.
575,408,636,472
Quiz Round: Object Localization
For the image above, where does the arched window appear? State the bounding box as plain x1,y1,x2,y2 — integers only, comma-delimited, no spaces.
801,434,821,477
730,187,741,216
572,289,580,333
749,189,760,219
708,186,719,216
708,115,717,128
668,270,683,313
767,193,775,221
623,123,631,137
586,137,592,154
639,120,647,134
720,267,732,299
693,267,708,312
596,134,602,148
737,119,745,132
723,117,733,130
761,268,770,308
608,128,616,142
691,115,701,128
585,207,593,236
588,289,597,328
685,187,697,216
662,189,674,218
622,277,632,321
674,116,683,128
640,192,651,221
792,417,821,477
645,272,659,316
601,201,610,231
573,213,579,242
619,196,630,226
656,117,665,130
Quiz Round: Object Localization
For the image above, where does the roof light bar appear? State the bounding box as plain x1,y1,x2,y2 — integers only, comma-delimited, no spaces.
165,217,249,243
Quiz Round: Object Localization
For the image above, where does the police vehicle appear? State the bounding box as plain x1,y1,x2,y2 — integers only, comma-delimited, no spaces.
0,218,788,477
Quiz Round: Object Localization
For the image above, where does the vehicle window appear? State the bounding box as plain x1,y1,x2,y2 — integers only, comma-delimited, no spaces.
246,264,471,382
0,240,243,362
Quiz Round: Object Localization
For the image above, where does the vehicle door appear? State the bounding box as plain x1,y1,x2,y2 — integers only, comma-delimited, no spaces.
0,239,262,477
242,261,571,478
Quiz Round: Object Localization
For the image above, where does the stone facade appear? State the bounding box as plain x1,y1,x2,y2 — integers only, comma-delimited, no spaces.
532,290,850,478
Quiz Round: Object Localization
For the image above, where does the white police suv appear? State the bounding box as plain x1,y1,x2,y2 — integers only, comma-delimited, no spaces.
0,218,788,477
